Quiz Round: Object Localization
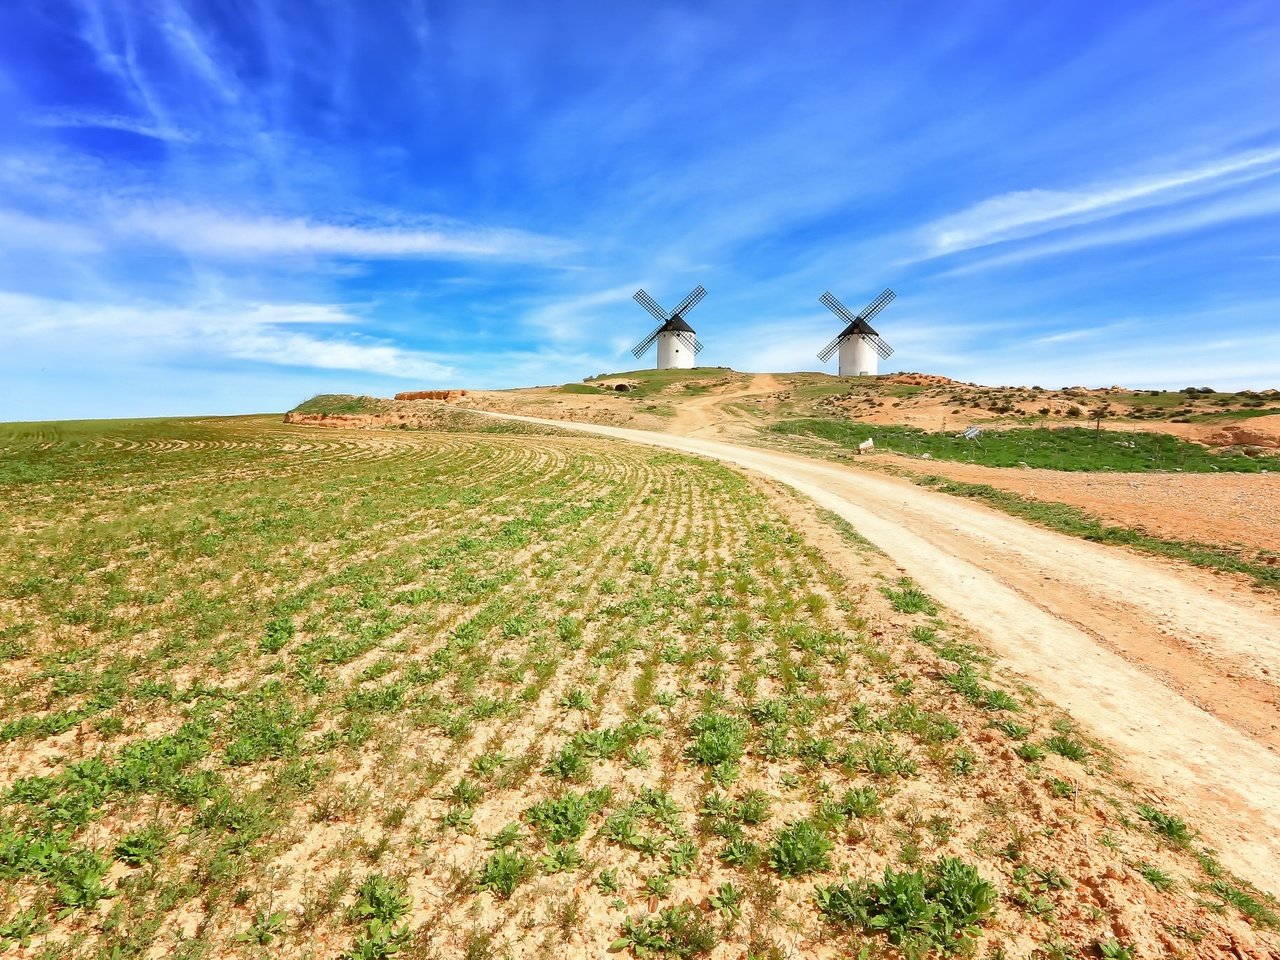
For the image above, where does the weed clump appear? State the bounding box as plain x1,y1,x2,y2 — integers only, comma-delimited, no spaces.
769,820,832,877
526,788,610,844
612,902,718,957
1137,804,1193,846
686,712,747,782
476,850,531,898
816,856,996,956
882,579,939,615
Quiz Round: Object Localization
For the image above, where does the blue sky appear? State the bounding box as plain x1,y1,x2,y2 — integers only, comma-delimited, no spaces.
2,0,1279,420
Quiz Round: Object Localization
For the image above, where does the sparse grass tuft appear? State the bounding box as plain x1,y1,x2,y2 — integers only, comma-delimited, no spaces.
882,579,939,615
1137,804,1193,846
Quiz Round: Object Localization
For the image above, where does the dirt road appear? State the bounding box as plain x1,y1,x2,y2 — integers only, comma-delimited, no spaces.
478,410,1280,894
668,373,781,435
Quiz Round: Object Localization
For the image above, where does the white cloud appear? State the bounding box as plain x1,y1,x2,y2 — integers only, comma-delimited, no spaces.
1028,328,1099,346
937,183,1280,275
32,111,202,143
116,207,576,262
522,283,640,342
0,209,102,254
219,328,451,379
0,293,454,380
917,147,1280,259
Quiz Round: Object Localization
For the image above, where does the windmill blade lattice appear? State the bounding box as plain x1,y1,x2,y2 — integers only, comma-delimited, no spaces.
676,332,704,354
856,289,895,326
671,285,706,318
817,334,844,363
633,289,669,324
631,324,665,358
820,291,859,327
863,332,894,360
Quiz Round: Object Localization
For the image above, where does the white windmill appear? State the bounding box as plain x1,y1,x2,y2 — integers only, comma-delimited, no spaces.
817,288,896,376
630,286,706,370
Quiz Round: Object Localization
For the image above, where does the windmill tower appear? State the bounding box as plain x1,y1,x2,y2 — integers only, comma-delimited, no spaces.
630,286,706,370
817,289,896,376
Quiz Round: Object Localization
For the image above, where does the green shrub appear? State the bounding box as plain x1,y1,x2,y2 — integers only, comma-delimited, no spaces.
882,580,939,615
1044,734,1089,762
114,825,168,866
735,790,771,825
686,712,747,778
259,617,294,654
771,419,1280,473
838,786,882,819
1210,879,1280,927
342,918,411,960
350,873,410,923
55,849,114,911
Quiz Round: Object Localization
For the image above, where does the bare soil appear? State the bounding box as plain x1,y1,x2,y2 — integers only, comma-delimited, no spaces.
879,455,1280,558
667,374,783,435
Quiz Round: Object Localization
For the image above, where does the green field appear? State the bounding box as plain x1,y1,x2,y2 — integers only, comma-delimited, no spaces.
0,415,1274,958
772,419,1280,473
1184,407,1280,423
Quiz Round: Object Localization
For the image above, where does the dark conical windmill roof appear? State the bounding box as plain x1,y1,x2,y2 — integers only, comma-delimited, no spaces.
661,315,696,334
839,319,876,340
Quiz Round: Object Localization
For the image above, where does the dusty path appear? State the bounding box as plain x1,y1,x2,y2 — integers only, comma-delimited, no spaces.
668,373,781,435
476,409,1280,894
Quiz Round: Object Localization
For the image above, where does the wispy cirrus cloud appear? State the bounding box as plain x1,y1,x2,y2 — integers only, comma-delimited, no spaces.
0,292,455,380
936,182,1280,276
916,146,1280,259
0,209,102,254
1028,328,1101,346
32,110,204,143
118,207,577,262
521,283,640,342
220,328,453,379
0,198,576,263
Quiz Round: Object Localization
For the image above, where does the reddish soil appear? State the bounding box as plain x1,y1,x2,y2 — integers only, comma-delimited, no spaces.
880,455,1280,558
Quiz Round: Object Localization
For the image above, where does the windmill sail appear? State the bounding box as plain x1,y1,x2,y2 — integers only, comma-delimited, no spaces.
631,324,665,358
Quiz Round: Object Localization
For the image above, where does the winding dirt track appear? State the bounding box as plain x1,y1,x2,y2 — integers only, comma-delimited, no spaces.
476,408,1280,895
